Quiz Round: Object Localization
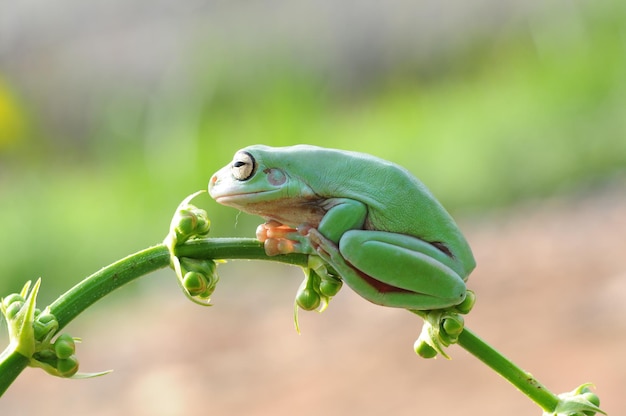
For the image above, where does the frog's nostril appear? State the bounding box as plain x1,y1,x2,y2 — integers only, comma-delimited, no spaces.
208,175,218,192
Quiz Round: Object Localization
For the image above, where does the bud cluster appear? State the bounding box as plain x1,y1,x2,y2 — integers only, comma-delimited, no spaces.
293,256,343,332
547,384,604,416
295,268,343,312
1,281,79,378
165,191,220,306
413,290,476,359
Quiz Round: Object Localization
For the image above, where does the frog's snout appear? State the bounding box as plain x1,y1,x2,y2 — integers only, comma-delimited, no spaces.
208,174,218,194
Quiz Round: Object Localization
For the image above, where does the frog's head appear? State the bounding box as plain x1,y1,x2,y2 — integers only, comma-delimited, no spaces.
209,145,318,223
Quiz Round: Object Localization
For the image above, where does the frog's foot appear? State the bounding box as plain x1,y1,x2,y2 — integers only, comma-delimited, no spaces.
306,228,345,266
256,221,315,256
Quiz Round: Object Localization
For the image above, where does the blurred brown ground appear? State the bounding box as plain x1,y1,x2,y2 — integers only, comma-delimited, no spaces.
2,185,625,415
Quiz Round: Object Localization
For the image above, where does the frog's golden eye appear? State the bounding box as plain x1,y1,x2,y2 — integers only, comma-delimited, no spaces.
231,151,256,181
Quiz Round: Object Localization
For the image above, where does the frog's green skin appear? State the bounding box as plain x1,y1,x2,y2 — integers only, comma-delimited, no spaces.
209,144,476,310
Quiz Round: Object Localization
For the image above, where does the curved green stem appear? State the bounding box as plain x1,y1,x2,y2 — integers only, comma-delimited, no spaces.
0,237,566,415
0,238,307,396
177,238,308,267
457,327,560,413
48,245,170,331
411,309,559,413
48,238,306,331
0,348,30,396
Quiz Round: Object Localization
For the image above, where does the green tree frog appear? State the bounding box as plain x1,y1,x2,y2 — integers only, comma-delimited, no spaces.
209,145,476,311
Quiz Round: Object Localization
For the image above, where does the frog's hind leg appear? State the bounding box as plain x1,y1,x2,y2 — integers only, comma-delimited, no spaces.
309,229,466,310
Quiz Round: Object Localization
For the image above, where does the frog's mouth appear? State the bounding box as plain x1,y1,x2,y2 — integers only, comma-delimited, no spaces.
213,190,305,218
212,189,283,207
215,192,326,228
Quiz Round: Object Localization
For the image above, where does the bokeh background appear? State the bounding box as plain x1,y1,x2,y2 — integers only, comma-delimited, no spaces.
1,0,625,414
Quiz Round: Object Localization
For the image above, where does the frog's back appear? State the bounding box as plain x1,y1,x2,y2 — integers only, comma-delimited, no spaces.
253,145,475,274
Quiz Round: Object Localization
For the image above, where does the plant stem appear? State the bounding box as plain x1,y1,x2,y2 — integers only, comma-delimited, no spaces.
457,327,560,413
0,238,307,396
49,245,170,331
0,236,561,414
0,347,30,396
47,238,306,331
177,238,309,266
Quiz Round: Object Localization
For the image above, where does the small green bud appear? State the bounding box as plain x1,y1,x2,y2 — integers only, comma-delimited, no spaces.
54,334,76,360
180,257,217,276
455,290,476,315
205,276,218,294
36,312,56,325
414,340,438,359
442,315,464,337
4,300,24,320
183,272,207,296
193,213,210,236
581,392,601,416
198,287,215,300
56,355,79,378
175,211,197,237
174,207,210,240
198,276,218,299
34,313,58,341
179,258,219,300
439,314,464,345
319,277,343,297
296,288,321,311
168,194,211,247
2,293,25,309
36,349,57,361
581,392,600,407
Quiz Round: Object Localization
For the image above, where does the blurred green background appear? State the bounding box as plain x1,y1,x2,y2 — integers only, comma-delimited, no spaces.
1,0,624,301
1,0,626,415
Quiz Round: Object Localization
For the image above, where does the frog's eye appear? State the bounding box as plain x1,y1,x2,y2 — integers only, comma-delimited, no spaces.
231,151,256,181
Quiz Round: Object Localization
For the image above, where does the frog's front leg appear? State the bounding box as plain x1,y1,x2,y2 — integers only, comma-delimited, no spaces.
308,229,467,310
308,229,474,358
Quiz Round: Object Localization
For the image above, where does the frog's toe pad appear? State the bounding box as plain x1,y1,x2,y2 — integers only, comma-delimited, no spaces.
256,221,298,241
263,238,300,256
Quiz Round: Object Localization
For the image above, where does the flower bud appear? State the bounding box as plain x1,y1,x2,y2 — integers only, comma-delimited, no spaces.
2,293,25,309
319,276,343,297
581,392,601,416
193,212,210,236
54,334,76,360
296,288,321,311
174,207,210,241
174,210,198,238
36,349,56,361
180,257,216,276
168,193,211,246
455,290,476,315
4,300,24,320
34,313,59,341
442,315,464,337
581,392,600,407
56,355,79,378
414,340,438,359
183,272,208,296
